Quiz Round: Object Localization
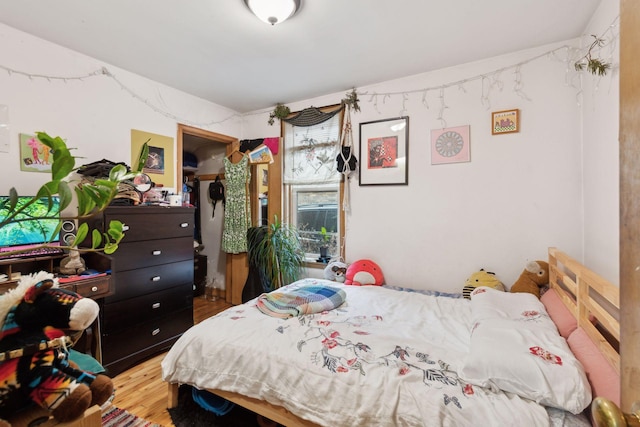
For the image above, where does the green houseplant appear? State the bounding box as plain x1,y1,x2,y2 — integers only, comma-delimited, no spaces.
0,132,148,256
246,216,305,296
318,226,331,261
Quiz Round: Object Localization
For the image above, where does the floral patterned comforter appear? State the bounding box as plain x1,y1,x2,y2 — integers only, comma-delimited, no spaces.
162,279,551,426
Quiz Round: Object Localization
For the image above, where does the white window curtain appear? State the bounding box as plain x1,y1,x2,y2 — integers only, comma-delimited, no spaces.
283,113,341,185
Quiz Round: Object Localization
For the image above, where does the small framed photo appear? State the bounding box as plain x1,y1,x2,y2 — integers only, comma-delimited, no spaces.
249,144,274,164
359,116,409,186
491,109,519,135
20,133,52,173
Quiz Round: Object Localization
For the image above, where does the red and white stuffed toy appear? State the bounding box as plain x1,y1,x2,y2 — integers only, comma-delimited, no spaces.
344,259,385,286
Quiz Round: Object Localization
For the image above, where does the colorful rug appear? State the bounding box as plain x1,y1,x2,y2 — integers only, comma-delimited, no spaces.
102,405,161,427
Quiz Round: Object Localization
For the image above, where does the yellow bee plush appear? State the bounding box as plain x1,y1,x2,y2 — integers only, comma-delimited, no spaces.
463,269,505,299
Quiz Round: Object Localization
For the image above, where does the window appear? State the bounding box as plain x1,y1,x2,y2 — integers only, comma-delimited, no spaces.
294,189,338,257
282,106,343,261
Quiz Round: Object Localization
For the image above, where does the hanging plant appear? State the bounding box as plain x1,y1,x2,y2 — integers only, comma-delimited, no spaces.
268,103,291,125
574,35,611,76
342,88,360,113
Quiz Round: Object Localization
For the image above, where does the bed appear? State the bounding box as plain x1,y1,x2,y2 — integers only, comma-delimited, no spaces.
162,247,620,426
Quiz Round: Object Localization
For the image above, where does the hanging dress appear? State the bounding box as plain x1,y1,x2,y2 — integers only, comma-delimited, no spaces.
222,155,251,254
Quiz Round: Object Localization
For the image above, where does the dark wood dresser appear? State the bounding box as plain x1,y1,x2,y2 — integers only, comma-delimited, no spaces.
88,206,195,376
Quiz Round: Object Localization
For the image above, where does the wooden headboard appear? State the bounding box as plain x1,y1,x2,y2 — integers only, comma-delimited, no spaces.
548,247,620,375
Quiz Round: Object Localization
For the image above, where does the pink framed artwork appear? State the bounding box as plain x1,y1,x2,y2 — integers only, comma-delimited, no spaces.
431,125,470,165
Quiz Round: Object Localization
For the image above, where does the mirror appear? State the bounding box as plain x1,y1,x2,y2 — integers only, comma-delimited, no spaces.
133,173,153,193
254,163,268,226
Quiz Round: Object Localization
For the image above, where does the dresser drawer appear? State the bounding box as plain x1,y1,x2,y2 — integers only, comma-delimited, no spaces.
102,285,192,332
105,208,193,242
106,259,193,303
112,236,193,271
101,307,193,365
73,276,112,299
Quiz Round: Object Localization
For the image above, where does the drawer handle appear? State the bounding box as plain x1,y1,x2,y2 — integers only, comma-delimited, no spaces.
194,265,199,270
152,302,160,309
180,222,189,228
122,225,130,232
152,328,160,336
152,250,162,256
91,286,98,292
151,276,161,282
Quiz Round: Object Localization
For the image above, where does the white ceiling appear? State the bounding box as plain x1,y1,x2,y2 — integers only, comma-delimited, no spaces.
0,0,600,113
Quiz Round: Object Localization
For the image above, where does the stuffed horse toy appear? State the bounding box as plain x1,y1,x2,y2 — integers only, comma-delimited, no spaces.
0,272,113,423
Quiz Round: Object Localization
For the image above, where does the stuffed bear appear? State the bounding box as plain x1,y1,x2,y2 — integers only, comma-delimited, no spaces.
323,260,348,283
510,260,550,298
462,269,505,299
345,260,385,286
0,272,114,423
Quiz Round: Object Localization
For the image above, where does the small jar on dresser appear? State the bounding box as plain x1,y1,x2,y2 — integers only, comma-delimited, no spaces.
82,206,194,376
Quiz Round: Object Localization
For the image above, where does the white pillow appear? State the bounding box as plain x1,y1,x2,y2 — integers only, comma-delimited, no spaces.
460,287,592,414
468,285,555,328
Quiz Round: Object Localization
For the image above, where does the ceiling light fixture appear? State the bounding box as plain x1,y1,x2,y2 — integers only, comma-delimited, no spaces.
244,0,300,25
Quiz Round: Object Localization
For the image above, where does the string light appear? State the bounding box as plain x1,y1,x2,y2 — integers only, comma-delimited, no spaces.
0,16,618,126
400,93,409,116
0,63,264,127
437,88,448,129
349,15,618,120
421,90,429,109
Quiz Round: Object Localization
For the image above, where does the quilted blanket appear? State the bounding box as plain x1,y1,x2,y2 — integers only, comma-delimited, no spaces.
256,283,346,318
162,279,572,426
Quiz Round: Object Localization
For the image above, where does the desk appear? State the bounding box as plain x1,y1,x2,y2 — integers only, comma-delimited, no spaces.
0,252,112,363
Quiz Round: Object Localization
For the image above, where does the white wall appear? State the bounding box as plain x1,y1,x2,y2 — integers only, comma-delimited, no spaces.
0,23,241,197
244,41,588,293
2,0,620,294
581,1,620,285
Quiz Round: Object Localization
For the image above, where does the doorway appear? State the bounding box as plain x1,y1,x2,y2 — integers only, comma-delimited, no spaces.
177,124,246,305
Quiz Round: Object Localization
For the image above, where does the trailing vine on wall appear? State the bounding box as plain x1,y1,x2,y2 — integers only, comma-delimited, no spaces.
268,103,291,125
342,89,360,113
574,35,612,76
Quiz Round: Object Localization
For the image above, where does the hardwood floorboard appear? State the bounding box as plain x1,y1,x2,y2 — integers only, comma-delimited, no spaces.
111,295,231,426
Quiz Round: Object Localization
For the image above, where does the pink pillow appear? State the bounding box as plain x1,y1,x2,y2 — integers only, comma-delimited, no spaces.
541,289,577,339
567,328,620,406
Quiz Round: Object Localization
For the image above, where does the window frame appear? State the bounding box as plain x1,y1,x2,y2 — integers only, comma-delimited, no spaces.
274,104,346,265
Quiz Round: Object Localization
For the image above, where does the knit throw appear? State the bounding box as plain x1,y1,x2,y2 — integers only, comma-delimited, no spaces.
256,285,346,318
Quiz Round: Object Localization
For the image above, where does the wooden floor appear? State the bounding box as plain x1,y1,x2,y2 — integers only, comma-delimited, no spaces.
111,295,231,426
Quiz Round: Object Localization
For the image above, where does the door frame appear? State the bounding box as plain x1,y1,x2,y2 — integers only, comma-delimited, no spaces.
177,124,243,305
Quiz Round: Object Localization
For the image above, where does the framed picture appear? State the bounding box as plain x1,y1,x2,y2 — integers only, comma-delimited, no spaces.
144,145,165,175
359,116,409,186
249,144,274,164
131,129,174,188
19,133,52,173
491,109,519,135
431,125,471,165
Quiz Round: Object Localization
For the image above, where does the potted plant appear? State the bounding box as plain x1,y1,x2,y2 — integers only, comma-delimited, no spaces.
318,226,332,262
0,132,148,257
243,216,304,301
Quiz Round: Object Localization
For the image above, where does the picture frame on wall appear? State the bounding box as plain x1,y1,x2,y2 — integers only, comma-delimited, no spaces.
19,133,52,173
491,109,519,135
431,125,471,165
359,116,409,186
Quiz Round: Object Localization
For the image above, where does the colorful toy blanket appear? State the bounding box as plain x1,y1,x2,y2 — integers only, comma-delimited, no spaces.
256,284,346,318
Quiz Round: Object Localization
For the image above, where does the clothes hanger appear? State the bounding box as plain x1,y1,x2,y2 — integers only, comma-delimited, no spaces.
226,146,246,164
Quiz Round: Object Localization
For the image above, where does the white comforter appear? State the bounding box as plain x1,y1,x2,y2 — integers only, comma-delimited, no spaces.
162,279,552,426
